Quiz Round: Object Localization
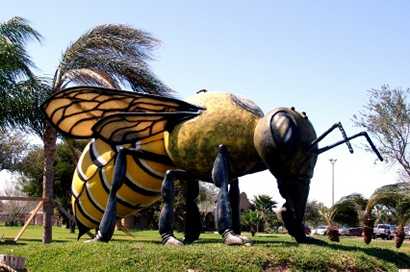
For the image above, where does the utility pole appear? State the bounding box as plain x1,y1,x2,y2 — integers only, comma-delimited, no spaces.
329,158,337,206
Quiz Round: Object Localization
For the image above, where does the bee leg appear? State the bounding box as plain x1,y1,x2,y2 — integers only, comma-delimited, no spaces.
229,178,240,235
277,178,311,243
159,169,185,246
229,178,252,244
93,147,127,242
213,144,244,245
183,179,202,244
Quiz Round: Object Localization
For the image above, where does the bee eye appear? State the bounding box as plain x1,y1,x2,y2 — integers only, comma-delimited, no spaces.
270,111,297,148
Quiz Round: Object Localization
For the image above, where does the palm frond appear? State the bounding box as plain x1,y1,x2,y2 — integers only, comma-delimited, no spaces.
396,196,410,225
55,24,173,96
0,17,42,86
337,193,368,210
252,194,277,211
318,206,333,225
0,17,42,45
366,192,398,214
60,68,120,89
0,39,35,83
1,77,51,137
374,182,410,195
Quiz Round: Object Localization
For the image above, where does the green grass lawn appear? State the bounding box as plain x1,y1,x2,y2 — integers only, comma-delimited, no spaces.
0,225,409,271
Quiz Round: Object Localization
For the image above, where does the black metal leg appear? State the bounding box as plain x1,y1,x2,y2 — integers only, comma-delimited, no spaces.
277,178,310,243
159,169,186,245
212,145,245,245
229,178,241,235
94,147,127,242
213,145,232,234
159,170,175,243
183,179,201,244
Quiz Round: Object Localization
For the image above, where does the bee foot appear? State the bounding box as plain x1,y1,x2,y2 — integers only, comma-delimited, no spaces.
238,235,253,245
84,237,105,243
223,230,245,246
163,236,184,246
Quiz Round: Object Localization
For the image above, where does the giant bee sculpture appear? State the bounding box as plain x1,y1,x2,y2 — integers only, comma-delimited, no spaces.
42,86,383,245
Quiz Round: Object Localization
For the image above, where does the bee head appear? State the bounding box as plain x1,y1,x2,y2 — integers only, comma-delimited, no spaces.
253,107,317,178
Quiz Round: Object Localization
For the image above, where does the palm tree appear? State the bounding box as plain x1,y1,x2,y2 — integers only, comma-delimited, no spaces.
304,200,326,228
363,183,410,248
2,21,173,243
318,205,340,242
253,194,277,212
241,210,263,236
0,17,42,127
335,193,368,228
0,17,41,80
0,17,54,244
252,194,277,231
394,196,410,248
318,195,367,242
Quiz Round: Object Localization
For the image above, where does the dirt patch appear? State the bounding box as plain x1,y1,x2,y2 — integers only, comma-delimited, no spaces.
262,261,289,272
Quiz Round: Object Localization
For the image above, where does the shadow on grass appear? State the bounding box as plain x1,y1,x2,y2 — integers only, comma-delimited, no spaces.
324,242,410,269
112,239,162,245
0,241,27,246
253,240,298,247
14,238,73,244
238,235,410,269
277,236,410,269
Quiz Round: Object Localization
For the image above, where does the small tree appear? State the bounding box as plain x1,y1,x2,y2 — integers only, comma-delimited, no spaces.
1,184,32,226
305,200,326,227
354,85,410,180
252,194,277,232
197,182,218,214
319,205,340,242
363,183,410,248
318,195,367,242
0,130,28,171
241,210,262,236
333,194,367,227
15,141,83,230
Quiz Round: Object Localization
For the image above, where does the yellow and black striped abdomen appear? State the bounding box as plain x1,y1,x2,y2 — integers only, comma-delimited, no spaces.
71,134,174,231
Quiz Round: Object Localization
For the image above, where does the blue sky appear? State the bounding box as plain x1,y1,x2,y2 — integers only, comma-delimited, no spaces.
1,1,409,205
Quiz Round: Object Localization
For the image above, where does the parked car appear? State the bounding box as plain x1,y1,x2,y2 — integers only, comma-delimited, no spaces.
404,225,410,239
347,227,363,237
339,226,349,236
373,224,396,240
312,225,327,235
304,225,312,235
338,226,363,236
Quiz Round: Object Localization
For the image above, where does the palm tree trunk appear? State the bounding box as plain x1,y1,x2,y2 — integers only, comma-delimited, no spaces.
395,224,405,249
363,213,373,245
42,123,57,243
327,224,340,242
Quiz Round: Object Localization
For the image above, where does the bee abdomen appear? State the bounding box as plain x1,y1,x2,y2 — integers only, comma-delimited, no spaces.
72,137,173,234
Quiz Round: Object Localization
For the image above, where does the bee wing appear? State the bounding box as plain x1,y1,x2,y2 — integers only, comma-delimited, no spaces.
91,111,200,145
42,86,202,138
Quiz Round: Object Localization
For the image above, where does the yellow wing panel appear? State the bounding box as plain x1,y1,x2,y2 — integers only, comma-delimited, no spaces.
42,86,201,139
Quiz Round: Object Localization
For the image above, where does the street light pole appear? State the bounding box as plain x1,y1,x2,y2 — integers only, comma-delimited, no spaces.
329,158,337,206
